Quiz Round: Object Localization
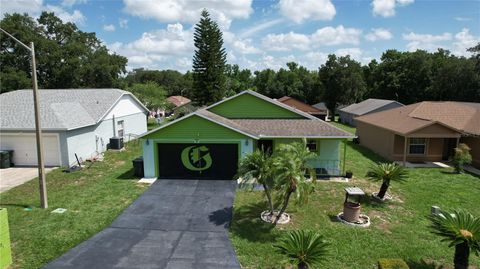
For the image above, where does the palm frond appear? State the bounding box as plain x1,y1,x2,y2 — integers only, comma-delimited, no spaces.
275,230,329,267
367,162,407,183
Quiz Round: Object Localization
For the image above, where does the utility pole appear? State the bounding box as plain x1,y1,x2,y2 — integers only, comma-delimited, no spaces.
1,28,48,208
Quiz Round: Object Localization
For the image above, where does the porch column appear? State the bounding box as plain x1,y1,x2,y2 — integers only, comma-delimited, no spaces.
456,137,460,147
403,136,407,167
342,140,347,175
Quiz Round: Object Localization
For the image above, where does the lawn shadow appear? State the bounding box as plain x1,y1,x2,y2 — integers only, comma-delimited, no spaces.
0,203,32,208
407,259,445,269
229,201,276,243
348,141,388,163
116,168,138,180
360,194,388,209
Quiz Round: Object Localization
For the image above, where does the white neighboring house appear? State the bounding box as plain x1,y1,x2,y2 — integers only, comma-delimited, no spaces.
0,89,148,167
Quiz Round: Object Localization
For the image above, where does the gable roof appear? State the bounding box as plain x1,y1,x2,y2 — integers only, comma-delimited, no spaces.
356,101,480,136
206,90,318,120
0,89,148,131
340,98,404,116
313,102,327,111
167,96,191,107
277,96,327,115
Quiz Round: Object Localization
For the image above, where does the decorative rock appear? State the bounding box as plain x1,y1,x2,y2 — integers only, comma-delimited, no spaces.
260,210,290,224
371,192,392,202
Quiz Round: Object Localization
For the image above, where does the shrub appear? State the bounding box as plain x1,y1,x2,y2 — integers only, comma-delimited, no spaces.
378,258,410,269
451,143,472,173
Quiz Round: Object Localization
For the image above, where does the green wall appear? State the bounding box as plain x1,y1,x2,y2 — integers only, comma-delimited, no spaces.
143,115,249,140
208,93,306,119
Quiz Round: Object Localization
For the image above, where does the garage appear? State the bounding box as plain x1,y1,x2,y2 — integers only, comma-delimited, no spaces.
158,143,238,180
0,133,61,166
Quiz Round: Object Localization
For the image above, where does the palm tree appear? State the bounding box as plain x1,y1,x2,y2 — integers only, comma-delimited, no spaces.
428,209,480,269
237,148,275,216
367,162,407,199
275,230,329,269
273,142,315,224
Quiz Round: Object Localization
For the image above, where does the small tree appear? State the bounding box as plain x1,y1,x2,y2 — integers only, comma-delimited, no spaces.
428,209,480,269
272,141,315,224
367,162,407,200
452,143,472,173
275,230,329,269
237,149,275,216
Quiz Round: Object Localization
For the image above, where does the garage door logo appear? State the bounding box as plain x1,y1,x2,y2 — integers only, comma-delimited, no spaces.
181,145,212,171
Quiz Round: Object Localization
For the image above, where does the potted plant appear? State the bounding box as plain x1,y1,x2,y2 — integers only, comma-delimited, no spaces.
345,170,353,179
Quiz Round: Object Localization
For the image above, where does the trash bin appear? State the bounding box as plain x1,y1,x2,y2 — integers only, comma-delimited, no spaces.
6,150,13,167
132,157,144,178
0,151,10,169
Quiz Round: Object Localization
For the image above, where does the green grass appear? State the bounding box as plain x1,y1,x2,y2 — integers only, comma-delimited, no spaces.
0,142,147,269
330,120,356,134
230,123,480,269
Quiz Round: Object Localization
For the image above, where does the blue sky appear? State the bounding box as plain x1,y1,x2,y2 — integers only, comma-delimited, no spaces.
2,0,479,72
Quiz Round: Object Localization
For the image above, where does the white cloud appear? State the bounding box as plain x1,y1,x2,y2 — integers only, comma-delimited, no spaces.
336,48,363,60
454,17,472,22
262,32,311,51
239,18,284,38
119,18,128,28
301,52,329,69
103,24,116,32
403,31,452,51
108,23,195,71
311,25,362,46
61,0,87,7
122,0,253,29
372,0,414,18
452,28,480,56
365,28,393,41
279,0,336,23
232,39,262,54
0,0,86,25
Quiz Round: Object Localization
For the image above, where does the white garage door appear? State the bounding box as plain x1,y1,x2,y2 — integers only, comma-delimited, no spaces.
0,133,61,166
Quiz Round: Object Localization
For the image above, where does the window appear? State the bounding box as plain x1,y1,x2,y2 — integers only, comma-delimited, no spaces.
306,140,317,152
409,138,426,154
117,120,124,137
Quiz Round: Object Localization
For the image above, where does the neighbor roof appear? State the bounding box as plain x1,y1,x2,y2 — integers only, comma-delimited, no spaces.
167,96,191,107
340,99,403,116
277,96,327,115
0,89,148,131
313,102,328,111
356,101,480,136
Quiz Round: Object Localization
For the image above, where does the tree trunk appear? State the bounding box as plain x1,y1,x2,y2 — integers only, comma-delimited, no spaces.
377,181,389,199
454,241,470,269
298,262,308,269
274,189,294,225
262,183,274,215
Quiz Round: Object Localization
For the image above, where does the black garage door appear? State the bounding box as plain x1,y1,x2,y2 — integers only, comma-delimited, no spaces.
158,143,238,180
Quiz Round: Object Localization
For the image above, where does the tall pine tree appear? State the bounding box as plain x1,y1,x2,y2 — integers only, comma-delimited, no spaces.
192,10,227,106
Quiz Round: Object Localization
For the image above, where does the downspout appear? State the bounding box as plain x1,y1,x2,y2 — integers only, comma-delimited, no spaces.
112,114,116,137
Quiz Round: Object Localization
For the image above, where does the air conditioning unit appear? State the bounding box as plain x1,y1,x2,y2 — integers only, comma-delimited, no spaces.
110,137,124,150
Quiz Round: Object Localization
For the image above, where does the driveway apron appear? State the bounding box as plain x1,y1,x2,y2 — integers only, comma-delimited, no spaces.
44,179,240,269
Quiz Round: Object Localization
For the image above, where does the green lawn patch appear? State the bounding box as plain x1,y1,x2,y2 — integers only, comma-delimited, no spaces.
230,136,480,268
0,142,147,269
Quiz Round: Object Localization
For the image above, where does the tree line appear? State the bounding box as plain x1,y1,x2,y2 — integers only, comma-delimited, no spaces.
1,12,479,116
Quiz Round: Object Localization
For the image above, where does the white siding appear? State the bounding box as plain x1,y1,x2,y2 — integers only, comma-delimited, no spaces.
104,95,145,120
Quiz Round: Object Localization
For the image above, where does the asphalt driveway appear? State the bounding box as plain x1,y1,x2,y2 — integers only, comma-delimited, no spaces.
45,179,240,269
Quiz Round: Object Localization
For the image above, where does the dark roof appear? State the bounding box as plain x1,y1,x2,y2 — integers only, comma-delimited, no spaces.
0,89,147,130
356,101,480,136
313,102,327,110
340,99,403,116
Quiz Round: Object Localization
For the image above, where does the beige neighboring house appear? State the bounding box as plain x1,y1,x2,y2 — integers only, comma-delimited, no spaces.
355,101,480,168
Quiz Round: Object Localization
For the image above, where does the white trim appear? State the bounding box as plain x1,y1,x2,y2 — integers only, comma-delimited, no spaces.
258,135,355,139
139,112,258,139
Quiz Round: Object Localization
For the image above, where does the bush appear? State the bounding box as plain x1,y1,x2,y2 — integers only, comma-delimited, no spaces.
451,143,472,173
378,259,410,269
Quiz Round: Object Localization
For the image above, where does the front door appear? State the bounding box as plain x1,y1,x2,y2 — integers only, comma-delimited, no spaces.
442,138,457,160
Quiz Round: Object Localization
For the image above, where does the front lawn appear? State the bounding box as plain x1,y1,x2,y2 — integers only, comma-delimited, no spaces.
0,142,147,269
230,123,480,269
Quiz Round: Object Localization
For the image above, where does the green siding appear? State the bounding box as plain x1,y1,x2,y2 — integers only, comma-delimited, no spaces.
144,115,249,140
208,93,305,119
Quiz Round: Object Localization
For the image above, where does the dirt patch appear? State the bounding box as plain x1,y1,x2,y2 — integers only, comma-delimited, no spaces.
115,160,126,166
368,210,391,233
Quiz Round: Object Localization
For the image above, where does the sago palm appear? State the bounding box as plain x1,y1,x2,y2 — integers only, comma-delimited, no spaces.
237,149,275,215
273,142,315,224
428,209,480,269
367,162,407,199
275,230,329,269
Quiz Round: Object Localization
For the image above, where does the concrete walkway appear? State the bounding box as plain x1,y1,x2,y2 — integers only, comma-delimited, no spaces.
45,180,240,269
0,167,56,193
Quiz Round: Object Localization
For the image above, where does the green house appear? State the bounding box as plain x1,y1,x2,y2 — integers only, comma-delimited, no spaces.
141,90,354,180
